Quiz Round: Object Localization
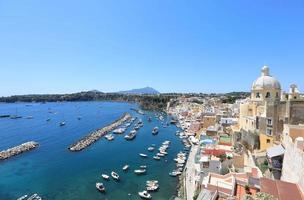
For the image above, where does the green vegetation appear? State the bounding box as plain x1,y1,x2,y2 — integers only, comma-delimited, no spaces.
243,192,277,200
0,91,179,110
258,159,269,174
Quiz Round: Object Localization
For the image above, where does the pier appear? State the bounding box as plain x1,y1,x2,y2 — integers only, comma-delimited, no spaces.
0,141,39,160
69,113,132,151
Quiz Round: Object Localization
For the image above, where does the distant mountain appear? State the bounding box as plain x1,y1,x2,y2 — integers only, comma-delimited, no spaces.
117,87,160,95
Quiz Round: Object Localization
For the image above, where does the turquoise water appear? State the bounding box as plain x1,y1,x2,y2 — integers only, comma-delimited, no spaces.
0,102,183,200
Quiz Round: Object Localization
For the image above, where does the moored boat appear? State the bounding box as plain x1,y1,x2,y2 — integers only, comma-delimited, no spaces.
153,156,161,160
139,153,148,158
138,190,152,199
102,174,110,180
96,182,106,192
111,171,120,180
134,169,146,175
152,127,159,135
123,165,129,171
59,121,66,126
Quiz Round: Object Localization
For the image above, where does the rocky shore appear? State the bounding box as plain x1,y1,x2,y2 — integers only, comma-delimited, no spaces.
69,113,132,151
0,141,39,160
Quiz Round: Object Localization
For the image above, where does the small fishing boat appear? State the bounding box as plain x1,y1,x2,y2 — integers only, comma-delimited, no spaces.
152,127,159,135
113,128,126,134
147,184,159,192
148,117,152,122
111,171,120,180
102,174,110,180
123,165,129,171
124,130,137,140
138,190,152,199
134,169,146,175
105,134,114,141
139,153,148,158
147,147,154,152
59,121,66,126
46,118,51,122
153,156,161,160
17,195,28,200
26,116,33,119
140,165,147,169
96,182,106,192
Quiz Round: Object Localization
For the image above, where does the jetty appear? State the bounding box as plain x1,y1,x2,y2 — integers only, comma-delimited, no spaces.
0,141,39,160
69,113,132,151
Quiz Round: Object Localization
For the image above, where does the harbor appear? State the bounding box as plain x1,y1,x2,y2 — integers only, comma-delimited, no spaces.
0,141,39,160
68,113,132,151
0,102,184,200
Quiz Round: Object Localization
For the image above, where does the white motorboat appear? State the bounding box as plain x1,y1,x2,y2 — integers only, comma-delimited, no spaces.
139,153,148,158
138,191,152,199
134,169,146,175
17,195,28,200
102,174,110,180
96,182,106,192
113,128,126,134
153,156,161,160
147,147,155,151
152,127,159,135
111,171,120,180
105,134,114,141
59,121,66,126
123,165,129,171
140,165,147,169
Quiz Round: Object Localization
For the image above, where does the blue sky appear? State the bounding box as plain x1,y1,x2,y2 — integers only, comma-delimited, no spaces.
0,0,304,96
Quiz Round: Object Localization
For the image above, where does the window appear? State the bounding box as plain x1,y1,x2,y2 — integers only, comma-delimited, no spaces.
266,128,272,136
294,96,297,99
267,118,272,126
256,92,260,98
285,94,289,99
266,139,271,144
266,92,271,98
276,92,279,98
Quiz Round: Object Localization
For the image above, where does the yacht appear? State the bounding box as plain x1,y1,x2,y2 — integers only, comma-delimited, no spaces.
138,190,152,199
111,171,120,181
96,182,106,192
146,181,159,192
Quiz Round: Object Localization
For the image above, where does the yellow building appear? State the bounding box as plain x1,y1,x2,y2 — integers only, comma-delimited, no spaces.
239,66,304,150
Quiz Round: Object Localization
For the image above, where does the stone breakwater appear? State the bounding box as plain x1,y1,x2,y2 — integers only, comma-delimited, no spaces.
0,141,39,160
69,113,132,151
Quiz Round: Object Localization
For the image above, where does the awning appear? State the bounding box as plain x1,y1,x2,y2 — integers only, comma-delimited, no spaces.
266,145,285,158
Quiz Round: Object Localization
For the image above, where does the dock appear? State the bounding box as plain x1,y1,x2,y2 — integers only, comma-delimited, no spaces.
69,113,132,151
0,141,39,160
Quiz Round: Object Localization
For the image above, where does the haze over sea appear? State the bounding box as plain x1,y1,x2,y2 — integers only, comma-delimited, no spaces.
0,102,183,200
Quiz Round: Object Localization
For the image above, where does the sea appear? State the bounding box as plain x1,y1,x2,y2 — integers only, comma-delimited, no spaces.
0,101,184,200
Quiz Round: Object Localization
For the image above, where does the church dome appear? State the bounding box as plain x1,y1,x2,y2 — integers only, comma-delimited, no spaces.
251,66,281,90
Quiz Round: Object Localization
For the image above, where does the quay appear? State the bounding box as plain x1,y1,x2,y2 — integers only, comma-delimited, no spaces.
69,113,132,151
0,141,39,160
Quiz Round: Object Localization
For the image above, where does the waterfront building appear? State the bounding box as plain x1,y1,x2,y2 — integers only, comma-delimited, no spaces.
239,66,304,150
281,124,304,192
